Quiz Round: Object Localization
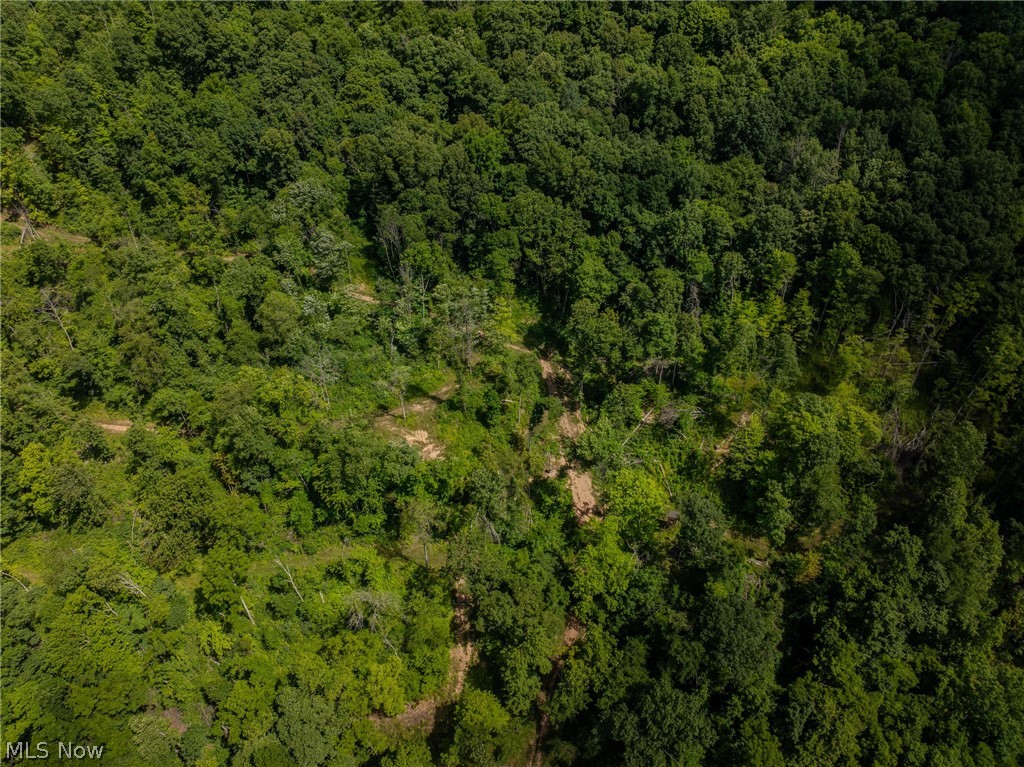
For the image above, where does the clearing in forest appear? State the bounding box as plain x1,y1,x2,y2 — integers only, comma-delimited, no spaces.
1,209,91,249
95,420,134,434
372,379,457,460
344,282,379,304
93,417,156,434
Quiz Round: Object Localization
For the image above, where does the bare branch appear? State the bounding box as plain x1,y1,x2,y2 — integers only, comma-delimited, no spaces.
622,409,656,448
1,571,30,592
274,557,304,602
119,572,147,599
37,287,75,349
240,595,256,626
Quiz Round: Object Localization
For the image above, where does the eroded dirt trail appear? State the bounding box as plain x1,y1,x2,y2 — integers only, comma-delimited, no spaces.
535,353,597,523
519,349,599,766
371,579,475,733
524,618,587,767
344,282,379,304
447,581,476,698
377,345,597,748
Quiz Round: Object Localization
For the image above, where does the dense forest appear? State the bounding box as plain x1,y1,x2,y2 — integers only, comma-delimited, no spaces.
2,2,1023,765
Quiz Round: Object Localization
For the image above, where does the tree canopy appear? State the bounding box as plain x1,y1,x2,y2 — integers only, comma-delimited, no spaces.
2,2,1023,766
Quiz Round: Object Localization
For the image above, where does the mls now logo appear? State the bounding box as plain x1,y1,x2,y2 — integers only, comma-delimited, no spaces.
5,742,105,760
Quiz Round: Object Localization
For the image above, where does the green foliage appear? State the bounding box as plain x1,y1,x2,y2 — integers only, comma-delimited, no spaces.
603,467,671,545
445,688,513,767
275,687,339,767
1,3,1022,766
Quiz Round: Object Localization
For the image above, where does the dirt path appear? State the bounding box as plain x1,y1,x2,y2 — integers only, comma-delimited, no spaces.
535,352,596,524
372,579,475,732
447,581,475,697
524,617,586,767
567,470,597,521
508,342,597,521
508,342,599,766
374,343,597,752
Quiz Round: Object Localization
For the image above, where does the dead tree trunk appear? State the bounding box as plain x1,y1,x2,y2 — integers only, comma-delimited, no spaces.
275,557,304,602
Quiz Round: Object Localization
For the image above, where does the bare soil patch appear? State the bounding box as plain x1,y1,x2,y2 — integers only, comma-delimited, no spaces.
395,381,458,417
559,410,585,440
161,708,188,736
400,429,445,461
567,470,597,522
94,419,155,434
373,380,458,461
538,357,560,397
345,283,379,304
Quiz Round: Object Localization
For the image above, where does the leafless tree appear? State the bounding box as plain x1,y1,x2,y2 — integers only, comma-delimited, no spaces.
345,590,401,655
301,346,338,409
377,208,404,276
685,281,702,317
37,287,75,349
437,281,490,370
274,557,304,602
11,203,38,244
119,572,148,599
1,570,30,592
240,595,257,626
